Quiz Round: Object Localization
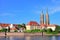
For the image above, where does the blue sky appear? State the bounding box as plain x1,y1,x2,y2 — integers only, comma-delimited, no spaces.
0,0,60,25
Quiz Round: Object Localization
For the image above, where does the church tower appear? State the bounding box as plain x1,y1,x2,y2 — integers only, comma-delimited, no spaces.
40,10,44,25
45,9,50,26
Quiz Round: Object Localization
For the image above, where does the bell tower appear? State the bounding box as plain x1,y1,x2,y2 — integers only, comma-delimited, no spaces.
40,10,44,25
45,9,50,26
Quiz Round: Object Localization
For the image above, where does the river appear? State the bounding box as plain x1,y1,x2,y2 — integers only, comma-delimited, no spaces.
0,36,60,40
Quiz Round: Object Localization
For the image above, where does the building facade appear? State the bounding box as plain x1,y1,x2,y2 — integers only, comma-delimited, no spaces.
26,21,40,30
26,10,56,31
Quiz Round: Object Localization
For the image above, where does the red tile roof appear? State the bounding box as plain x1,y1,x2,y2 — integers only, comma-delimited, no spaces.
0,23,10,27
10,27,16,30
47,24,56,27
40,24,46,26
0,23,18,27
0,23,18,30
27,21,39,26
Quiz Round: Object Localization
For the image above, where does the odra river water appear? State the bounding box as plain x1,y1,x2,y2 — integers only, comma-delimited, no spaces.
0,36,60,40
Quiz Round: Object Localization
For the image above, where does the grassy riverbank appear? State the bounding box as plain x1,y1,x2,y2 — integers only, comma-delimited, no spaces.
24,29,59,34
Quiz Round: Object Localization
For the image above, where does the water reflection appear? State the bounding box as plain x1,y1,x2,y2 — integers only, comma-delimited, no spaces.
0,36,60,40
52,36,56,40
49,36,60,40
25,36,31,40
8,36,25,40
25,36,50,40
57,36,60,40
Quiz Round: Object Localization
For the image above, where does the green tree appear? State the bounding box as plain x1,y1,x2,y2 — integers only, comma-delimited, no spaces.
8,27,10,32
14,30,18,32
18,24,22,28
0,28,7,32
55,25,60,32
22,23,26,29
46,28,52,34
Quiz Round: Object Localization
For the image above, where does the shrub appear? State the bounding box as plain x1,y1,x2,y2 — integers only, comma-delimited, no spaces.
43,29,47,32
14,30,18,32
45,28,58,34
0,28,7,32
46,28,53,34
24,30,31,33
24,29,41,33
31,29,41,33
52,31,58,34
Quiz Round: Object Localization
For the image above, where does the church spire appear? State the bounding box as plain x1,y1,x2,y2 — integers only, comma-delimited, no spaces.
40,10,44,25
46,8,48,14
45,8,50,25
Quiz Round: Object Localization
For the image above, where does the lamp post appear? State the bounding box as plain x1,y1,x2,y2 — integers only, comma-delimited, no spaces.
5,29,7,38
42,29,43,36
5,29,7,37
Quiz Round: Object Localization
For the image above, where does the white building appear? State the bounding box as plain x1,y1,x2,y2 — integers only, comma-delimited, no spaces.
46,25,56,31
26,21,40,30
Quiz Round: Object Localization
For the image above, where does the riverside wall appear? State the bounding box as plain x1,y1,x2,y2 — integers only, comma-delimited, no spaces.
0,32,60,36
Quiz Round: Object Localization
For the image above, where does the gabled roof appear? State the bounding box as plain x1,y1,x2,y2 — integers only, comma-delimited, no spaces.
10,27,16,30
27,21,39,26
40,24,46,26
0,23,10,27
47,24,56,27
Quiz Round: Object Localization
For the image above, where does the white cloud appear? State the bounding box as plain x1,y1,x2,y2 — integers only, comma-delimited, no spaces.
33,6,60,15
48,7,60,14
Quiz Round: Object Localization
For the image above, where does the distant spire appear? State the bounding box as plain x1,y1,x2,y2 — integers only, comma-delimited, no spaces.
40,10,44,16
41,10,43,14
46,8,48,14
45,8,50,25
40,10,44,25
42,10,43,13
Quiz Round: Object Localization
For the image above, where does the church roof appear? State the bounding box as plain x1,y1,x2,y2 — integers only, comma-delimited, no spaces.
27,21,39,26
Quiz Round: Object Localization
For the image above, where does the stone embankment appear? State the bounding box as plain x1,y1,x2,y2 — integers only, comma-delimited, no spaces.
0,32,60,36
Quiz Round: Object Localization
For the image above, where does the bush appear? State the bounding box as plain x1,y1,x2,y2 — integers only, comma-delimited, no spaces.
0,30,2,32
46,28,53,34
24,29,41,33
55,26,60,33
52,31,58,34
24,30,31,33
14,30,18,32
45,28,58,34
31,29,41,33
43,29,47,32
0,28,7,32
